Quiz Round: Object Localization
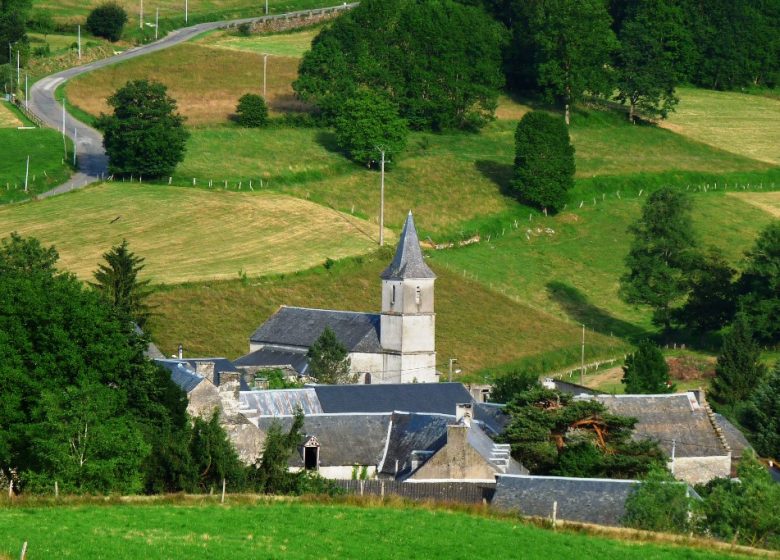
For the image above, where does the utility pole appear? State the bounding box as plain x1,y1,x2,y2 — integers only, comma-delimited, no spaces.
61,99,66,136
670,438,676,475
185,0,188,23
265,0,269,15
580,324,585,385
140,0,144,29
155,8,159,40
24,74,28,109
448,358,458,382
263,53,268,98
379,149,385,246
73,128,77,166
16,50,19,86
77,25,81,59
24,155,29,193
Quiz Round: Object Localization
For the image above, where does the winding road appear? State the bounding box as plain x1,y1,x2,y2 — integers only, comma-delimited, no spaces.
28,4,356,199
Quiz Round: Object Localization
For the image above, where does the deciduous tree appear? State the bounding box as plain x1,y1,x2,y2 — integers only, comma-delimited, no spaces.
235,93,269,127
86,2,128,42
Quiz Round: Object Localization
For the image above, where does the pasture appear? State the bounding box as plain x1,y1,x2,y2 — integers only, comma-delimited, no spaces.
0,501,750,560
0,183,389,284
663,87,780,166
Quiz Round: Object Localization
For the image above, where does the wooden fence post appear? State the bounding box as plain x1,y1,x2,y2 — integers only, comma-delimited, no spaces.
221,478,226,503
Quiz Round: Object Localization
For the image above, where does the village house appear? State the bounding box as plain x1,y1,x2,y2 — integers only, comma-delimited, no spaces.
235,211,438,384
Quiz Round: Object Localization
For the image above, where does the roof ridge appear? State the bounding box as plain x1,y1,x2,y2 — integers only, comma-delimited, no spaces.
380,211,436,280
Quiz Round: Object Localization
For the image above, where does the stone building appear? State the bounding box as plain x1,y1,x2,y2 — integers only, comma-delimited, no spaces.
238,211,438,384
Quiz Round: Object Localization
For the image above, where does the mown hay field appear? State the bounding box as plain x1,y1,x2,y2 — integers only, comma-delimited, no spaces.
729,191,780,218
663,87,780,166
0,183,390,284
0,501,754,560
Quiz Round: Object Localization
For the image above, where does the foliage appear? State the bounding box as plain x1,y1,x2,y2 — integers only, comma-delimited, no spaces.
526,0,617,124
294,0,506,130
743,361,780,460
623,466,694,533
619,187,698,330
511,111,575,212
306,327,354,384
0,0,30,66
90,239,152,328
263,369,303,390
613,0,692,122
501,388,665,478
736,221,780,345
489,369,539,404
96,79,189,178
710,314,767,408
234,93,268,128
696,453,780,549
622,339,673,394
86,2,127,42
674,248,736,334
189,411,246,492
333,89,408,169
0,233,187,494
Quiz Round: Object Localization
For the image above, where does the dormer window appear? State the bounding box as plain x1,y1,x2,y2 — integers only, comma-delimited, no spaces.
415,286,422,305
391,285,396,306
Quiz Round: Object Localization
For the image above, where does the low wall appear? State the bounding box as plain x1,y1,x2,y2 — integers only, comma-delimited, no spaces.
332,479,495,504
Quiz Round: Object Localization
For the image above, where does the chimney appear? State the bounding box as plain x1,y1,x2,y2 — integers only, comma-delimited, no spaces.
195,361,216,385
177,343,183,360
456,403,473,427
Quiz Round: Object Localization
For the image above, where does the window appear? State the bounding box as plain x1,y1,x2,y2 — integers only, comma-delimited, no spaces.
391,285,396,306
415,286,422,305
304,446,319,470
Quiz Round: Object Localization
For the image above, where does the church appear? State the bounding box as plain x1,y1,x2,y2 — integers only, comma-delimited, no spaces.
235,211,439,384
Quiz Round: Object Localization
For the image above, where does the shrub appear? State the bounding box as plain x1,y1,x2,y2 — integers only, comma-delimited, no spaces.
511,111,575,213
86,2,128,42
235,93,269,127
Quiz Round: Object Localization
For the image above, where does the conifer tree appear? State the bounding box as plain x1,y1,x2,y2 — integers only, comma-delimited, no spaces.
622,339,673,394
307,327,355,384
91,239,152,328
744,362,780,460
711,315,767,407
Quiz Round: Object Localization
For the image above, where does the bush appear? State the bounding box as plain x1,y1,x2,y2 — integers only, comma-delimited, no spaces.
511,111,575,213
622,339,674,394
333,89,407,168
86,2,128,42
235,93,269,127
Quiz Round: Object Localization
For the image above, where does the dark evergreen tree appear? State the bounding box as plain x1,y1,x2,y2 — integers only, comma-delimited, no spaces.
619,187,698,330
333,89,408,168
235,93,269,127
511,111,575,212
736,221,780,345
528,0,617,124
253,407,304,494
91,239,152,328
189,412,246,492
294,0,506,130
743,361,780,461
674,248,737,334
613,0,693,122
710,314,768,407
0,0,30,66
307,327,354,384
489,369,539,404
622,339,673,394
86,2,128,42
96,80,189,178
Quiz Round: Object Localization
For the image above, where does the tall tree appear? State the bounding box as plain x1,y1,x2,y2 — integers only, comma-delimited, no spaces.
91,239,152,328
253,407,304,494
619,187,698,330
622,339,674,394
613,0,693,122
189,412,246,492
736,221,780,345
96,80,189,178
674,248,737,334
489,369,539,404
511,111,575,212
529,0,617,124
743,361,780,461
0,0,30,66
307,327,354,384
710,314,767,408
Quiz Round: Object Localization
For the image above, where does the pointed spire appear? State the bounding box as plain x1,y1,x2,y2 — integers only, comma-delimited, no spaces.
380,211,436,280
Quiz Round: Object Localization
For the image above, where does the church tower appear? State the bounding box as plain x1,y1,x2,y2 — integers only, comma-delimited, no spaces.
379,212,437,383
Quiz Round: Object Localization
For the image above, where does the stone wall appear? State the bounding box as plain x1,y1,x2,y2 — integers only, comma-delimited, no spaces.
410,425,496,481
671,455,731,485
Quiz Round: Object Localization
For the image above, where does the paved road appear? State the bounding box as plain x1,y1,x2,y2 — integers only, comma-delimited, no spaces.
28,4,356,199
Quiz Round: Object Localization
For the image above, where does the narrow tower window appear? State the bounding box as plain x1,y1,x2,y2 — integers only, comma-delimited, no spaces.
415,286,422,305
391,285,396,306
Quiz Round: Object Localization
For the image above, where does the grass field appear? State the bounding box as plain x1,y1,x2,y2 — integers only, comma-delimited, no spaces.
428,192,778,338
202,27,321,57
663,87,780,166
0,102,74,203
146,245,625,371
730,192,780,217
0,183,389,284
0,500,753,560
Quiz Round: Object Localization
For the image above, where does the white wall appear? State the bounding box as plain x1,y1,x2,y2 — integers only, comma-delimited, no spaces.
671,455,731,485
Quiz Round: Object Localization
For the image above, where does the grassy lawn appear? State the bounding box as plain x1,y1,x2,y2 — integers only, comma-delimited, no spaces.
663,86,780,166
0,501,749,560
428,192,778,341
0,183,389,284
0,102,74,203
730,191,780,217
201,26,321,57
146,247,625,372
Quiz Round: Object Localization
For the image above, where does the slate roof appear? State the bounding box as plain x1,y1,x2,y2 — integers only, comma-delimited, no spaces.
714,413,752,459
240,389,324,416
549,379,597,396
234,347,310,375
474,403,510,435
466,423,526,475
156,358,250,391
252,413,391,467
596,393,728,458
492,475,640,526
380,212,436,280
250,307,381,353
312,383,474,415
156,360,205,393
379,412,453,477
